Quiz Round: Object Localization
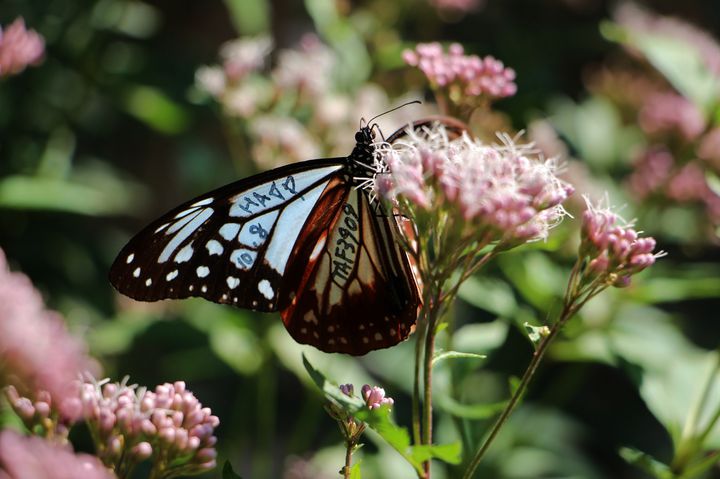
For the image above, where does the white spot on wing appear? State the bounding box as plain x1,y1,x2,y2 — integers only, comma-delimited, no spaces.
133,267,141,278
374,332,383,341
126,253,135,264
175,243,194,263
258,279,274,300
309,234,327,261
219,223,240,241
191,197,214,207
206,239,223,256
145,278,152,286
201,285,207,293
158,208,213,263
196,266,210,278
155,223,169,234
166,270,178,281
174,206,199,220
264,181,329,274
226,276,239,289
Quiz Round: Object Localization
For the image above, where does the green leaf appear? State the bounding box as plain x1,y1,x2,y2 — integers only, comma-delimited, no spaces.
601,21,720,113
524,322,549,346
435,395,506,420
706,170,720,197
304,0,371,88
0,174,144,216
432,350,486,366
407,442,462,465
458,276,518,316
223,0,268,34
122,85,189,134
619,447,672,479
222,461,243,479
348,462,362,479
303,355,461,471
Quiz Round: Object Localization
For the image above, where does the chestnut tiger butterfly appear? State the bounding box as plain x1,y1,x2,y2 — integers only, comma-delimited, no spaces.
109,108,466,355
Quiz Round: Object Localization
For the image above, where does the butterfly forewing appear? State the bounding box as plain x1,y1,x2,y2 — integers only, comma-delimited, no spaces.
109,159,345,311
279,188,420,355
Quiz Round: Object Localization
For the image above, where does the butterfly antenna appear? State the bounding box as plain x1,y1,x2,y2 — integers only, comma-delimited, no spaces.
367,100,422,126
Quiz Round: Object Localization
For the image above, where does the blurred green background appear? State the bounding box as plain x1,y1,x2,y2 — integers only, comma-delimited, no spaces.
2,0,720,478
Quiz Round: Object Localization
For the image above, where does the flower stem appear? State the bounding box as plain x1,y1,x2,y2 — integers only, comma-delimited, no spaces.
461,292,586,479
344,442,353,479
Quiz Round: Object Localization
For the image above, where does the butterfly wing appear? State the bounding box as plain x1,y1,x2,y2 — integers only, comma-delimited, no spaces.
109,159,346,311
279,186,421,355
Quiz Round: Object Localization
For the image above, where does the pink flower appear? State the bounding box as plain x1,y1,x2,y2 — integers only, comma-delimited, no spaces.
403,42,516,100
0,18,44,77
0,430,113,479
219,36,272,82
580,196,664,286
0,248,97,420
638,92,706,141
429,0,484,13
376,124,573,246
272,34,335,97
80,376,219,474
361,385,394,410
339,384,354,397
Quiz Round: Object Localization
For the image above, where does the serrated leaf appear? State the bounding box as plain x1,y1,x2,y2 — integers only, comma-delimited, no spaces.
432,350,486,366
222,461,243,479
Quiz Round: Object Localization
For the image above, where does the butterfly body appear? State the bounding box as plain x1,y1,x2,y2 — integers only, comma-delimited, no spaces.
110,125,421,355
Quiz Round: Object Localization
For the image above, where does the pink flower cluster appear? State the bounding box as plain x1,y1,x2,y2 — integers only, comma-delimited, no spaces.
403,43,516,99
429,0,484,13
639,92,706,141
361,385,394,410
0,18,44,77
0,248,96,421
376,124,574,245
580,197,662,287
0,430,113,479
628,147,720,224
80,378,219,475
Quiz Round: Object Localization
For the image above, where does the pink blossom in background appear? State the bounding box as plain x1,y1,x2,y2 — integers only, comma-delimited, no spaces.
361,385,394,410
403,42,516,100
219,36,272,82
429,0,484,13
0,18,44,77
0,248,97,421
272,34,335,97
698,127,720,171
627,146,674,200
638,92,706,141
0,430,113,479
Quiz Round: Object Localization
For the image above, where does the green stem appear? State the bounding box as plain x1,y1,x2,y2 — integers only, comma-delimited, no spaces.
673,351,720,472
344,442,353,479
413,310,427,448
461,286,591,479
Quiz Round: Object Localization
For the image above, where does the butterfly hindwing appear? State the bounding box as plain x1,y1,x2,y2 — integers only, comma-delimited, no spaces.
109,159,346,311
279,187,420,355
